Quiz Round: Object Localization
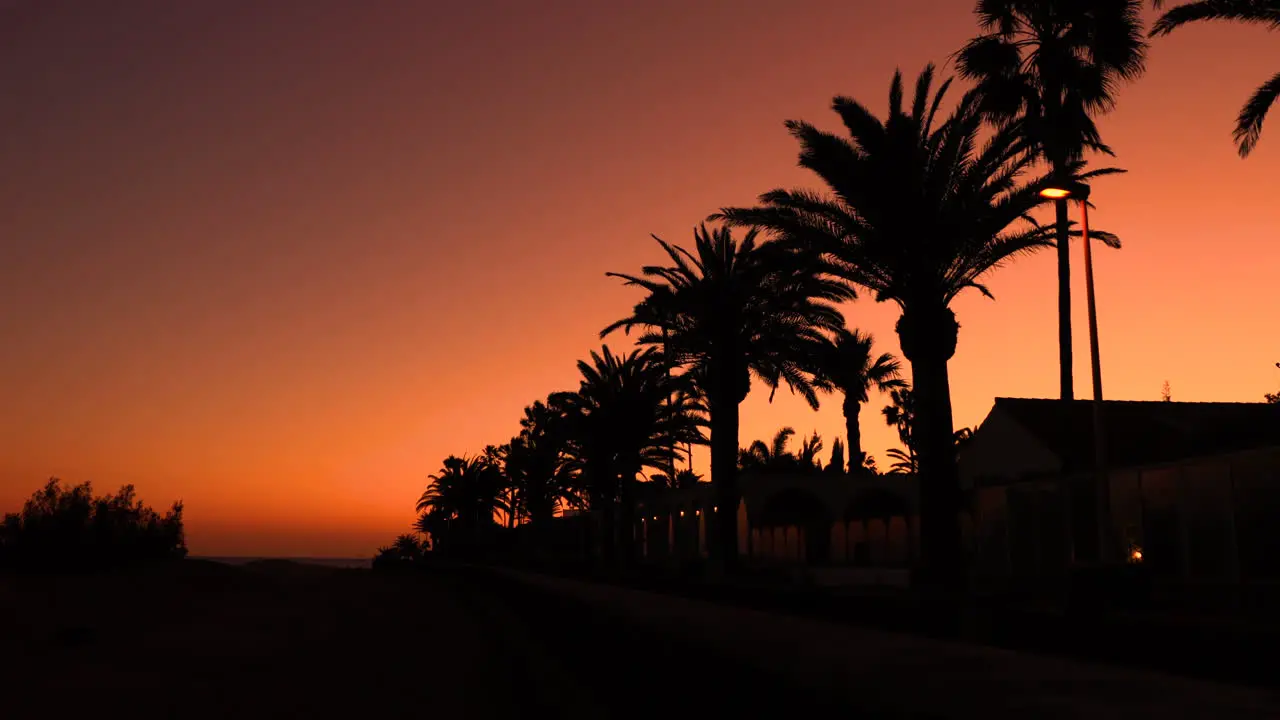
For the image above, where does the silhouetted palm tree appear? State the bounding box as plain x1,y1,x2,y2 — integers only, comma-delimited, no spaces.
807,328,904,470
957,0,1147,401
882,386,917,464
604,225,853,571
740,427,825,474
415,455,508,543
715,66,1056,586
797,431,825,471
1151,0,1280,156
554,346,703,565
885,447,919,476
826,436,847,474
480,443,519,528
372,534,426,572
504,399,578,526
739,427,797,472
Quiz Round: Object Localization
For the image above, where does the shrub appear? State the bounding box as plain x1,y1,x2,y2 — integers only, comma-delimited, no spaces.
0,478,187,573
371,534,426,573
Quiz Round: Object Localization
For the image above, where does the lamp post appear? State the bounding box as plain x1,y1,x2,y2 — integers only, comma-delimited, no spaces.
1041,180,1112,564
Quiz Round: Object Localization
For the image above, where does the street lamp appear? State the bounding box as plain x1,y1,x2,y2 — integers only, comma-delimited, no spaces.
1040,179,1112,563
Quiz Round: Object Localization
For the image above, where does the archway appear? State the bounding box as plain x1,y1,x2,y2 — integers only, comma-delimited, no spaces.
755,488,834,563
844,488,912,566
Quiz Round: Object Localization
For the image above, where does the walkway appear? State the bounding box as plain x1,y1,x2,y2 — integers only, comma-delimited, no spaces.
492,568,1280,719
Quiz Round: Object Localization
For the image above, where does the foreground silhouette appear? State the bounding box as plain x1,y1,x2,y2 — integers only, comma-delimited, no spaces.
3,558,867,719
0,479,186,573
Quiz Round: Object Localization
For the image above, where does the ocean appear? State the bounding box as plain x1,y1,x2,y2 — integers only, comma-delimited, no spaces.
195,556,372,570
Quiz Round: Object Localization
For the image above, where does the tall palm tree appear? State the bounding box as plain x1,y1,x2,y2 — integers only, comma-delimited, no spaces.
554,346,704,565
1151,1,1280,156
714,66,1056,587
604,224,853,571
956,0,1147,401
807,328,904,470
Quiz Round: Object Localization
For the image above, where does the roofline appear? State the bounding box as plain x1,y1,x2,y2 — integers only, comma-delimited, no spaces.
992,397,1277,408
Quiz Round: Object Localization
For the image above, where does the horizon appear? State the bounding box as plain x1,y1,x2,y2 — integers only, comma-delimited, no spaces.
3,0,1279,557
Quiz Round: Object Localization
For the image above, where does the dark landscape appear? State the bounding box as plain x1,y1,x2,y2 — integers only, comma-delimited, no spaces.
6,1,1280,717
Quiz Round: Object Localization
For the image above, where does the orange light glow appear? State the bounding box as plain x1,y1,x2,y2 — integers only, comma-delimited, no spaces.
1040,187,1072,199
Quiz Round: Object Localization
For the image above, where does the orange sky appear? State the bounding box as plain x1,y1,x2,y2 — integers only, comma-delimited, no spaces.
2,1,1278,557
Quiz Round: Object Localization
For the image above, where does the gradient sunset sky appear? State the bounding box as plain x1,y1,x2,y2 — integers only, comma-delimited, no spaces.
3,1,1278,557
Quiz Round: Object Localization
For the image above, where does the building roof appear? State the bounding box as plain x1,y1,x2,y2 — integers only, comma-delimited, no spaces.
993,397,1280,473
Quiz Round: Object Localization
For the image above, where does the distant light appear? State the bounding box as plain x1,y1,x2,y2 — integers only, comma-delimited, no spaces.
696,509,701,516
679,511,684,517
713,506,718,512
1040,187,1072,199
1129,545,1144,564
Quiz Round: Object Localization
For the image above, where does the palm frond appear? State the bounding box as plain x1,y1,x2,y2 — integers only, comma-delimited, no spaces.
1151,0,1280,36
1235,68,1280,156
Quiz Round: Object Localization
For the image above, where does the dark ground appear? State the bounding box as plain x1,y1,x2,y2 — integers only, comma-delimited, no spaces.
0,560,878,719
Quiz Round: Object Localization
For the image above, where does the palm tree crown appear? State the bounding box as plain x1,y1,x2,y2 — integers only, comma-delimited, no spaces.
957,0,1148,167
1151,0,1280,156
415,454,508,537
604,225,853,407
715,66,1055,324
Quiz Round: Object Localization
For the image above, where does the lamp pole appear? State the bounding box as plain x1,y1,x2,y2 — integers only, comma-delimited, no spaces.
1079,196,1112,563
1042,179,1112,564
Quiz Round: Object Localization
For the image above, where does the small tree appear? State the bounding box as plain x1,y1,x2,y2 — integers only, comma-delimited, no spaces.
372,534,425,573
1162,380,1172,402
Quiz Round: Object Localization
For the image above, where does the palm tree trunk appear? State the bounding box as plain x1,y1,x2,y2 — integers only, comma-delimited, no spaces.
911,354,964,591
709,386,741,575
1055,198,1074,401
842,396,864,471
618,480,637,571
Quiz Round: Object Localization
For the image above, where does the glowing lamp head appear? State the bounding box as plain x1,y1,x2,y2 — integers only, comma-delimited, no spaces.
1039,179,1091,201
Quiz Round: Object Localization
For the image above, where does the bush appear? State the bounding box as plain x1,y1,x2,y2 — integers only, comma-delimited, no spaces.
0,478,187,573
372,534,426,573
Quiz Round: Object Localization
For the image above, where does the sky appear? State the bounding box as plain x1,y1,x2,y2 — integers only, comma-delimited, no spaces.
2,1,1278,557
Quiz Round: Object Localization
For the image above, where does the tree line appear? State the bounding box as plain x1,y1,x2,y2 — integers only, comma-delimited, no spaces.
382,0,1277,585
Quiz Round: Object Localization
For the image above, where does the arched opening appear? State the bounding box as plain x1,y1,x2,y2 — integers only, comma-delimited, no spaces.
755,488,834,564
845,488,912,567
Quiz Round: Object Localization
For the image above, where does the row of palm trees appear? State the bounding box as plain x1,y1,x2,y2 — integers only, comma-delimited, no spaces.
413,326,915,557
408,1,1275,583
